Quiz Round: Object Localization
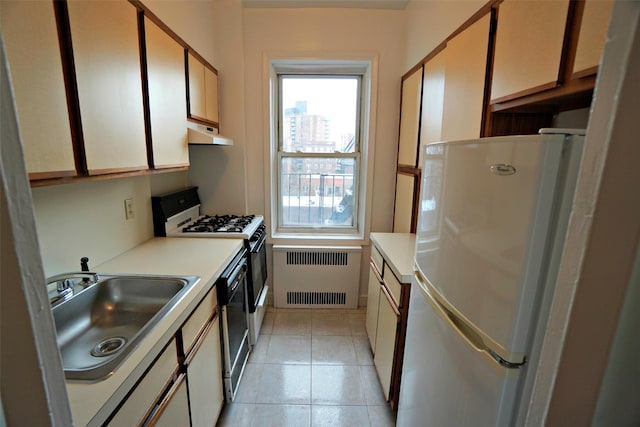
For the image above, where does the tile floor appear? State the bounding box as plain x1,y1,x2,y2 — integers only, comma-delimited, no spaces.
216,307,396,427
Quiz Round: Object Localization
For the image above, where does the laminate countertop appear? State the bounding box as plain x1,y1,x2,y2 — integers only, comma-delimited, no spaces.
65,237,244,426
370,233,416,283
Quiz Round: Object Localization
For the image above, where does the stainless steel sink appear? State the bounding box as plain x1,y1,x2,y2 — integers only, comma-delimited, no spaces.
52,274,199,381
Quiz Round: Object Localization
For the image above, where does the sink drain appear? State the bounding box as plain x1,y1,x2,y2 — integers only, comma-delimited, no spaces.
91,337,126,357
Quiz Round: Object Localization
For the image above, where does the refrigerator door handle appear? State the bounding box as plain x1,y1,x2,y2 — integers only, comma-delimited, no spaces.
416,272,523,370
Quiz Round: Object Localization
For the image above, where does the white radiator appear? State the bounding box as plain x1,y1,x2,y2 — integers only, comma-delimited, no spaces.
273,245,362,308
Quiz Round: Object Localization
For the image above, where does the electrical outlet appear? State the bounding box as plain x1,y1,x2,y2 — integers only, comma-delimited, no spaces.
124,198,135,220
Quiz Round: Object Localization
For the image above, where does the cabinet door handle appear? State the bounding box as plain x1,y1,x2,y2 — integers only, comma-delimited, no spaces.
370,260,383,282
184,312,218,367
380,283,400,318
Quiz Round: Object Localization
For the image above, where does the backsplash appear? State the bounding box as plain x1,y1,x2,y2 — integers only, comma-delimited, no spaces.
31,175,154,277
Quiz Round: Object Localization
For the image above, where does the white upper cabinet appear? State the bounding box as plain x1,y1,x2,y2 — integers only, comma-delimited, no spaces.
188,52,219,125
393,173,416,233
144,17,189,169
397,66,423,167
418,51,445,169
188,52,206,120
204,67,219,124
572,0,614,76
491,0,570,101
1,1,76,179
441,13,491,142
67,0,148,175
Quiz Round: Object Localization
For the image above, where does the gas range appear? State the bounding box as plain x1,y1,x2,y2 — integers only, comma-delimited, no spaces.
151,187,268,349
160,204,264,241
151,187,263,239
183,214,257,234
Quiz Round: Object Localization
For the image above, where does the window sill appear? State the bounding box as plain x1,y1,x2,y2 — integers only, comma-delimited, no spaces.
269,231,369,247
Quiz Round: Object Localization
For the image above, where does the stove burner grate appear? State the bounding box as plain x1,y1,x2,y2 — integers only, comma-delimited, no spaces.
182,214,256,233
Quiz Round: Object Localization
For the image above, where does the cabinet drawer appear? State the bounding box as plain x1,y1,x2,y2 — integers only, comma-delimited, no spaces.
146,373,190,427
383,268,402,307
182,286,218,354
108,339,178,426
371,245,384,274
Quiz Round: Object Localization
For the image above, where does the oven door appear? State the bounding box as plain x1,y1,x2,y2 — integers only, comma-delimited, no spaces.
221,258,250,401
248,231,268,346
248,234,267,312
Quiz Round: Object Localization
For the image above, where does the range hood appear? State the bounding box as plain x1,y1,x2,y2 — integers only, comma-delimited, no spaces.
187,124,233,146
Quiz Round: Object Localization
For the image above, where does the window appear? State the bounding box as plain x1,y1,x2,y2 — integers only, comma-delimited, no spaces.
267,57,377,240
276,74,361,232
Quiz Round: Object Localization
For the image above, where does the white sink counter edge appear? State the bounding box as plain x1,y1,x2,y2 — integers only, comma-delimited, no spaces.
370,233,416,282
65,237,244,427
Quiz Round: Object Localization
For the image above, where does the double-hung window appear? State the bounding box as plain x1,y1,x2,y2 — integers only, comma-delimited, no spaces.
275,73,363,235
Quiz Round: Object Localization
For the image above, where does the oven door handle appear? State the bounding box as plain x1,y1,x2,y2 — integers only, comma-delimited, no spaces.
251,234,266,254
227,263,247,294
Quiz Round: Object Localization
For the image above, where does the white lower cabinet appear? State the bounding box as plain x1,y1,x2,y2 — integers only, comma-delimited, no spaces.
185,313,224,426
367,234,415,410
373,288,399,399
147,374,190,427
107,339,179,426
366,263,382,352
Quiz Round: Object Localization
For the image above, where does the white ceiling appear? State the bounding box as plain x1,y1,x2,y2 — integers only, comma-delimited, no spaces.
242,0,409,10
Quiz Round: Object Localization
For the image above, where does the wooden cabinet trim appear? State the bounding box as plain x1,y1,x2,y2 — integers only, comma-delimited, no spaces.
29,166,188,188
389,283,411,411
490,74,595,113
153,162,190,170
558,0,582,84
88,165,150,177
187,116,220,129
136,10,155,169
28,170,76,181
490,81,559,105
481,7,498,137
571,65,599,80
53,0,88,175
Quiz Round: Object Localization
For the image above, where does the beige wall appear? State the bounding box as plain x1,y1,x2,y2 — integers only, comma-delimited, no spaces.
185,0,248,214
242,7,406,232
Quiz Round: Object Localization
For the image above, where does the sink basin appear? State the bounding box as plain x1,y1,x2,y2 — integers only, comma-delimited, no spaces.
52,274,199,381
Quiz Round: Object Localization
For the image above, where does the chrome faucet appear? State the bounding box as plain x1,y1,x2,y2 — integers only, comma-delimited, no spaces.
47,272,100,306
47,272,100,287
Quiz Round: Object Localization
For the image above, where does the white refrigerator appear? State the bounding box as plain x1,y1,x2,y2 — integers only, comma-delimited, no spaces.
397,129,585,426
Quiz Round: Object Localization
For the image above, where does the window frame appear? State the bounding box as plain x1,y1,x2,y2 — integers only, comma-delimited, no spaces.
267,57,377,242
276,73,362,233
